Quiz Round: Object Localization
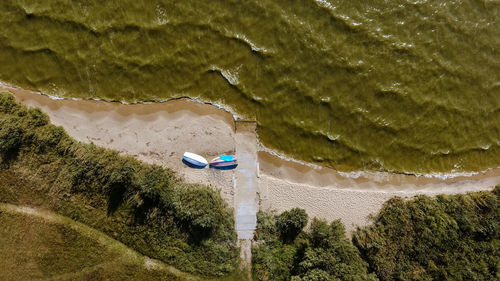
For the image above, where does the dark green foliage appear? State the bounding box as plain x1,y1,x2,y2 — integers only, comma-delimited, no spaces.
171,183,228,232
252,212,299,281
252,210,376,281
0,92,237,276
293,219,377,281
353,187,500,281
27,107,49,127
0,93,17,113
276,208,308,242
0,117,24,163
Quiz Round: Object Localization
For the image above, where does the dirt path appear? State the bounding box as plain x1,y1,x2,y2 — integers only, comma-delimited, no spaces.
0,203,196,281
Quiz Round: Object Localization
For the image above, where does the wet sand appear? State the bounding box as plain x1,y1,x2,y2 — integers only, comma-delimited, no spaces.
258,151,500,190
2,82,499,235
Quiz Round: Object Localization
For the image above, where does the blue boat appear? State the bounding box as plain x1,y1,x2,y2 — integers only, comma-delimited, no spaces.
209,155,238,170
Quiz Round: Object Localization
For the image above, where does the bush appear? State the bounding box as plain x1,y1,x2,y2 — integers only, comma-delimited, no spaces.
253,209,376,281
27,107,49,127
0,117,24,163
276,208,308,242
171,183,229,233
0,93,17,113
292,219,377,281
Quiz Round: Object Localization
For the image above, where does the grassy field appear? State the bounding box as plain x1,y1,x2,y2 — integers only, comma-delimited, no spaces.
0,169,251,281
0,206,185,281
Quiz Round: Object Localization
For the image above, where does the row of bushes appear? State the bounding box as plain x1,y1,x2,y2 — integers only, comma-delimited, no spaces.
0,92,237,276
253,208,376,280
253,187,500,280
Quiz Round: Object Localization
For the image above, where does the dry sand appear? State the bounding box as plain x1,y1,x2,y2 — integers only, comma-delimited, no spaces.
2,83,499,235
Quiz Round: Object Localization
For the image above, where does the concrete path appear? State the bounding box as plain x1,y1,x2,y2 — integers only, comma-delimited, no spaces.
234,121,258,271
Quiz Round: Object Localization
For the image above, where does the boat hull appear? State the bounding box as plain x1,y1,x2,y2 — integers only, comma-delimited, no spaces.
209,155,238,169
183,152,208,168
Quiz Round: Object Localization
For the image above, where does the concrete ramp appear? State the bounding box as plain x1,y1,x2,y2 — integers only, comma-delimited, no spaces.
234,121,258,270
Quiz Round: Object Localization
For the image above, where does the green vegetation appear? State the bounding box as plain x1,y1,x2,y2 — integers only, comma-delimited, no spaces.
252,208,376,281
0,92,237,277
353,187,500,281
0,208,183,281
276,208,308,243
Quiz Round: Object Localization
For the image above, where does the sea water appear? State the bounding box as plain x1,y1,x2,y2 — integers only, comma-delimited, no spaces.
0,0,499,173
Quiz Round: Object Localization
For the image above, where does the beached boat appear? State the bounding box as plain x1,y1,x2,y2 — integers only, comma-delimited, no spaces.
182,152,208,168
209,155,238,169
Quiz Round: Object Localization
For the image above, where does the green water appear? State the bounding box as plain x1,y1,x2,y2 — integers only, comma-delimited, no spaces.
1,0,499,173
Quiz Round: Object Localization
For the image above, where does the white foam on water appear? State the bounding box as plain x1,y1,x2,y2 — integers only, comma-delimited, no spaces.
231,33,271,54
220,69,240,86
0,80,244,120
155,5,168,25
314,0,337,11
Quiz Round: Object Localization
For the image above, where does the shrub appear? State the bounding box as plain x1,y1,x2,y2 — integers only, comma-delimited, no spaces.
0,93,17,113
292,218,377,281
276,208,308,242
171,184,228,233
27,107,49,127
253,209,376,281
0,118,24,163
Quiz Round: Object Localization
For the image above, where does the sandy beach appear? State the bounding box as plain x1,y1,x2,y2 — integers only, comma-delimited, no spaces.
4,84,237,205
2,83,499,235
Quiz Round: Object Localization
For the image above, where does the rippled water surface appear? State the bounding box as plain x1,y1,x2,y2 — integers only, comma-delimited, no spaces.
1,0,499,173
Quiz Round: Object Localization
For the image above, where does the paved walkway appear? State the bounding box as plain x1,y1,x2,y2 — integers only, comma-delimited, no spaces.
234,121,258,271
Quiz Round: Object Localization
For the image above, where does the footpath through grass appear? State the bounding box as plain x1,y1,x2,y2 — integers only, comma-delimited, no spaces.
0,203,188,281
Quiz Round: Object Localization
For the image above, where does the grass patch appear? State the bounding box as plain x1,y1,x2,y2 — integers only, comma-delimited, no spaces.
0,210,183,281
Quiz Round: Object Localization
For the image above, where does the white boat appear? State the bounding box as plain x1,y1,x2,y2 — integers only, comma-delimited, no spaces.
182,152,208,168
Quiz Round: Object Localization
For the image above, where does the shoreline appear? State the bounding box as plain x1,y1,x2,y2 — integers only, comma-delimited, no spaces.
1,81,498,181
2,82,499,234
259,150,500,190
